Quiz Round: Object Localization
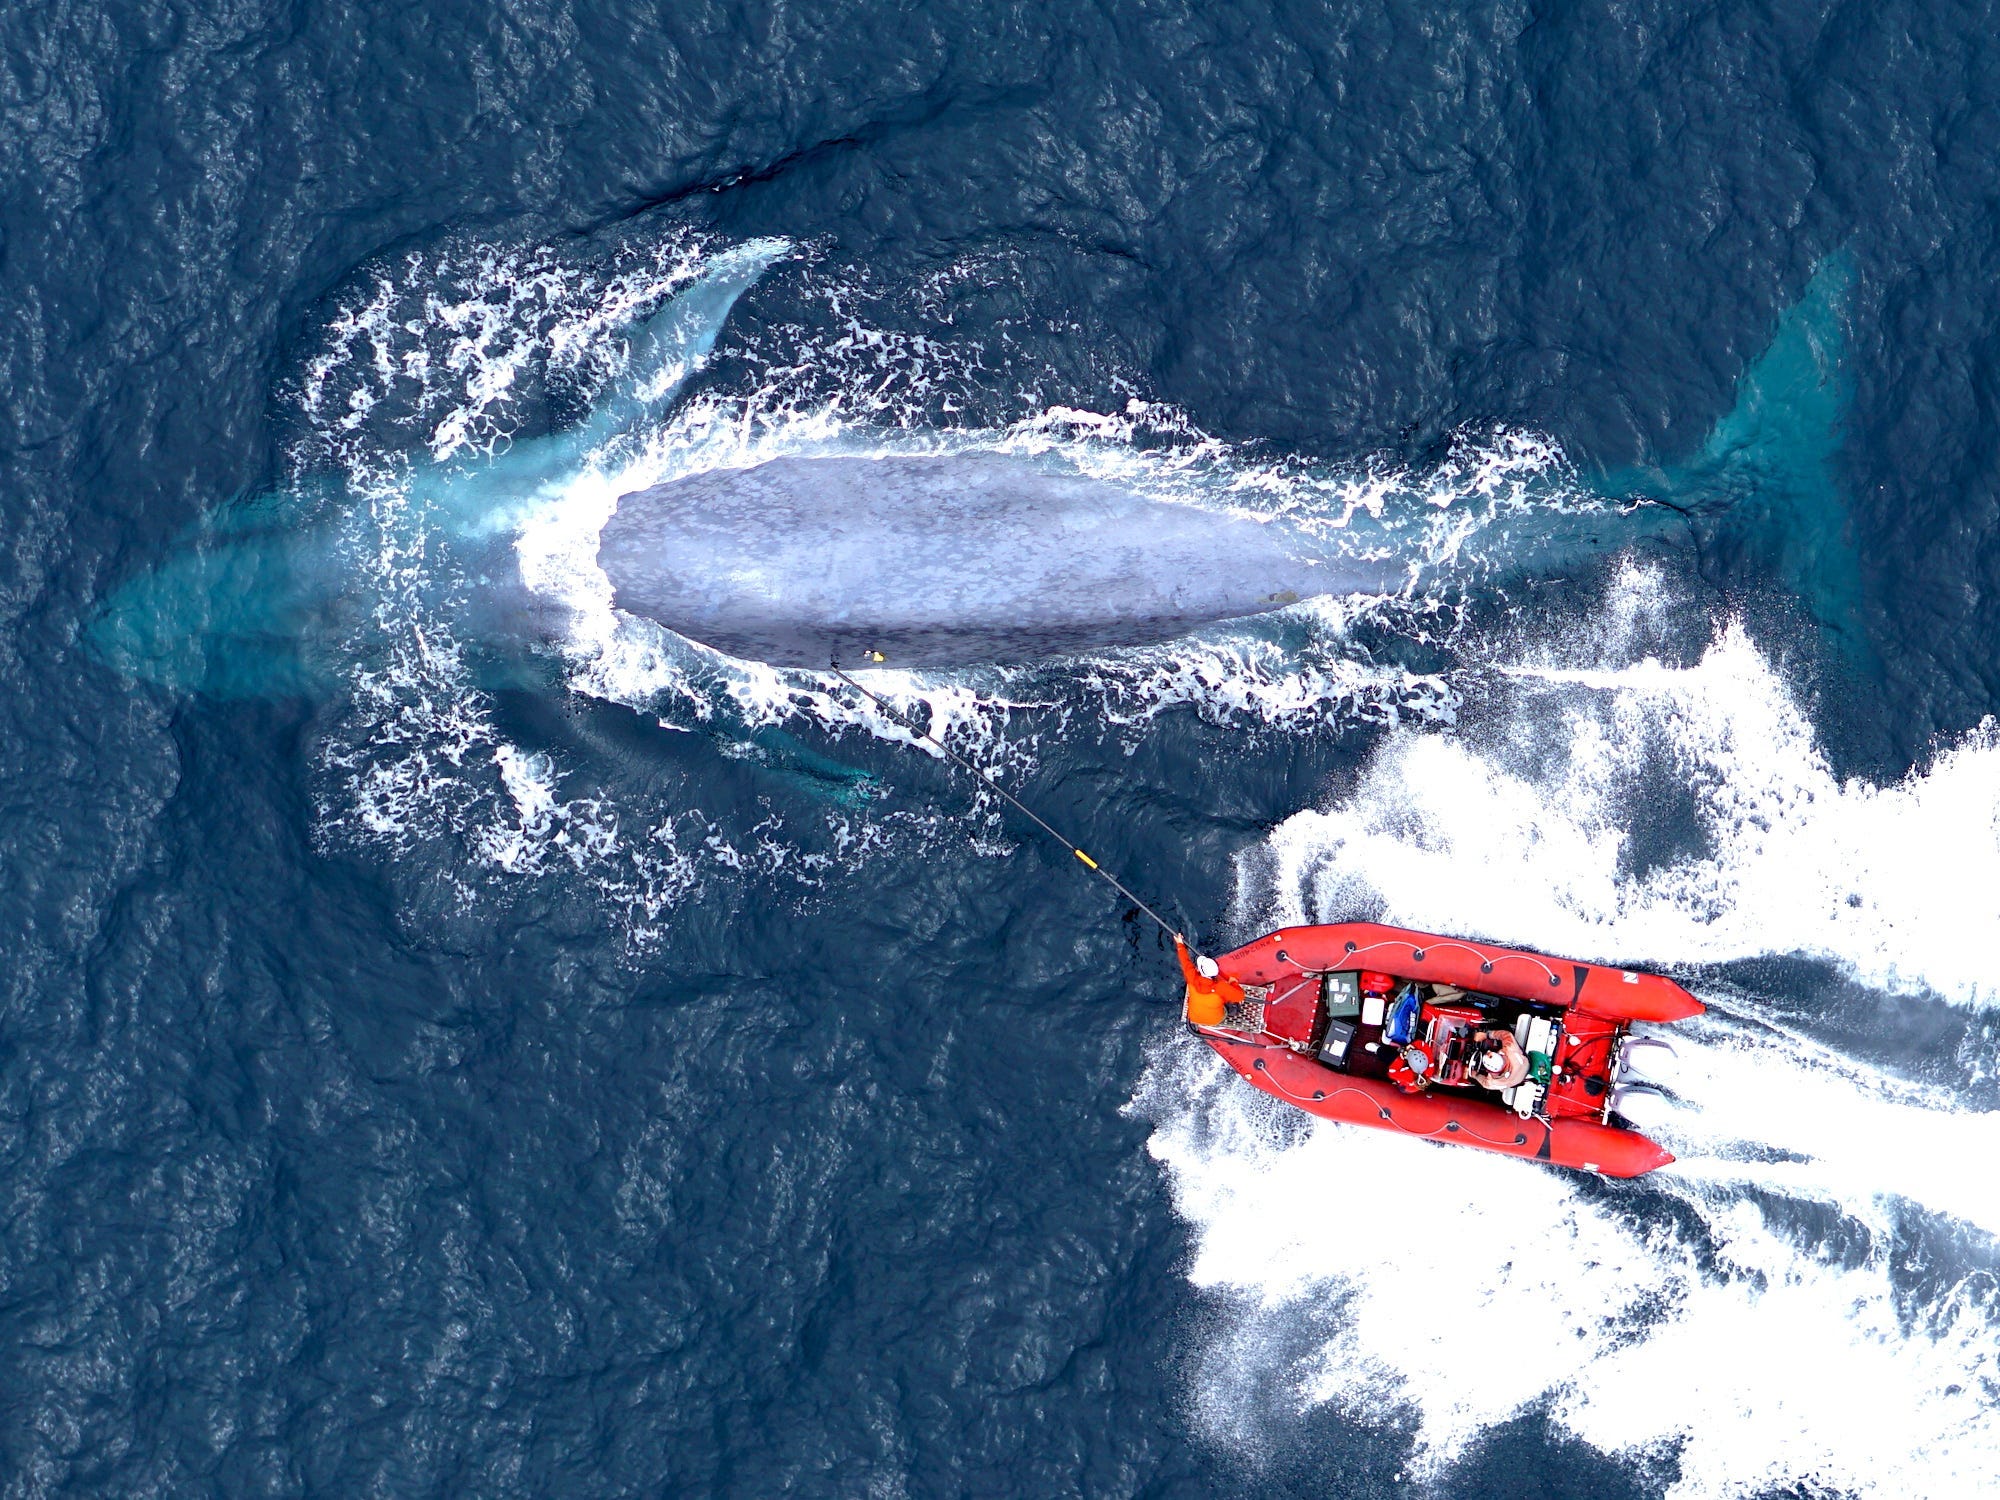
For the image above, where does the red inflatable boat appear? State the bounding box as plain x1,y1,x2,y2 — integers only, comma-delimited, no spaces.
1180,923,1703,1177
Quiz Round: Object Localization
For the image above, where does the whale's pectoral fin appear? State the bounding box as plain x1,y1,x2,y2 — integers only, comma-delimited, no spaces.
743,726,886,807
578,238,791,450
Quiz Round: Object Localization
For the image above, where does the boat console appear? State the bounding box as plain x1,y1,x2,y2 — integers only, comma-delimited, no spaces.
1234,968,1567,1118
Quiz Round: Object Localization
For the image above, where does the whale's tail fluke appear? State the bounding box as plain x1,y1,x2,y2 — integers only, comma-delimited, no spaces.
1605,252,1866,647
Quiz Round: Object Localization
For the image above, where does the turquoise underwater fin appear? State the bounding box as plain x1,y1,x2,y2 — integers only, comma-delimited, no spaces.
574,237,791,454
724,725,886,809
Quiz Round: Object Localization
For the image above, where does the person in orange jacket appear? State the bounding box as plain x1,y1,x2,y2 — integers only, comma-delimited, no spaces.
1176,936,1244,1026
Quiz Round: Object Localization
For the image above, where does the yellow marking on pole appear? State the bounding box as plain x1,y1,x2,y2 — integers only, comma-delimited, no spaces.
823,660,1181,941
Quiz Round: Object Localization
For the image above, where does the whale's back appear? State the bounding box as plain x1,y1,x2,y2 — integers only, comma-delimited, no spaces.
596,455,1340,667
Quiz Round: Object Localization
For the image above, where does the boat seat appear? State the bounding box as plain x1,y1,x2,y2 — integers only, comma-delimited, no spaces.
1502,1014,1558,1119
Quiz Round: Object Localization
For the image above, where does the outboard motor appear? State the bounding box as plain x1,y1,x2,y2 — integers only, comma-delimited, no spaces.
1608,1082,1676,1130
1615,1035,1679,1088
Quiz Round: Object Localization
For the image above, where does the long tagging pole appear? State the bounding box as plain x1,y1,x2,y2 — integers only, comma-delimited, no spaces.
825,662,1186,945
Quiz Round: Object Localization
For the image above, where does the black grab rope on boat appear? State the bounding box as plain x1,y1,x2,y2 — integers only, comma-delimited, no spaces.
825,661,1184,945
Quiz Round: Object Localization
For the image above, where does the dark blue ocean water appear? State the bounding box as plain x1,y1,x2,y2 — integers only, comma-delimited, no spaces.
8,3,2000,1495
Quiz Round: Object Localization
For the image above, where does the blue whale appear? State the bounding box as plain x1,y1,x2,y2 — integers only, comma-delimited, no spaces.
95,244,1858,688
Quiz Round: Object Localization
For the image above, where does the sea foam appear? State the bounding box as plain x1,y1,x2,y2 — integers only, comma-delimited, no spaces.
1137,566,2000,1496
